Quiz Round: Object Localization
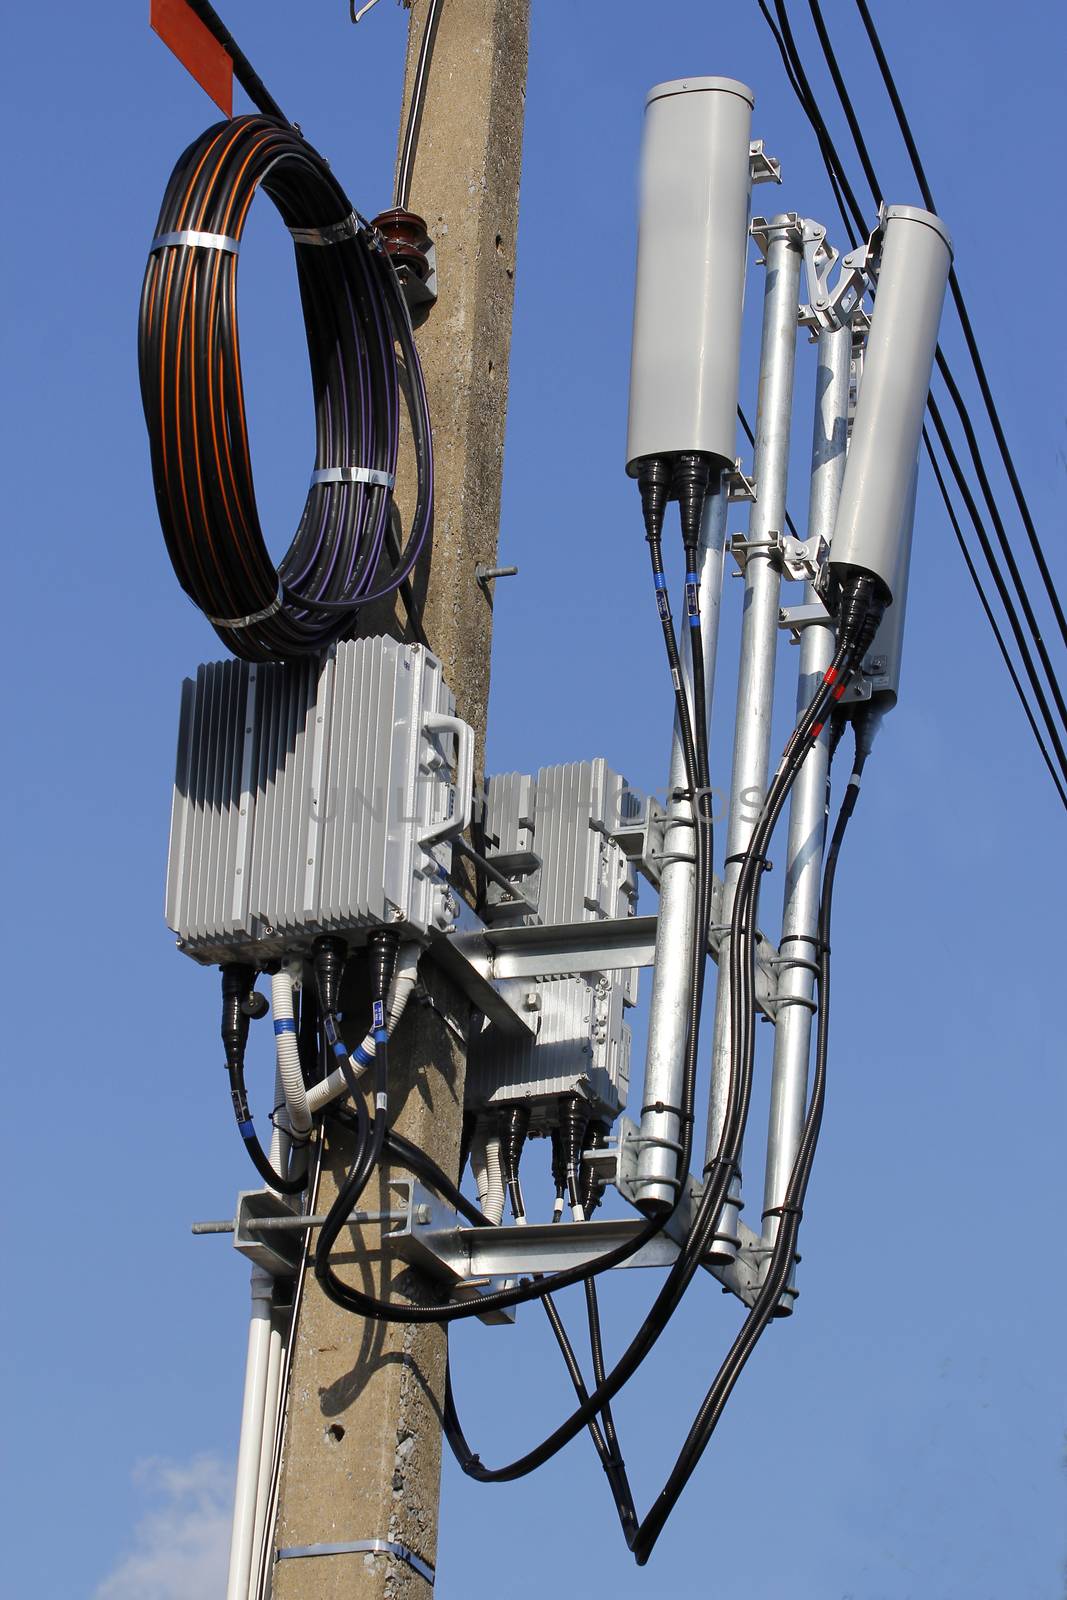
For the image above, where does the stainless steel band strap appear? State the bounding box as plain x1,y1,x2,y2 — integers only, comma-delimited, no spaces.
149,230,240,254
205,584,285,630
310,466,396,489
289,211,362,246
276,1538,435,1584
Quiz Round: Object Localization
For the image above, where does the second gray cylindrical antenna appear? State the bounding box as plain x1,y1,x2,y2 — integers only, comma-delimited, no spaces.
829,205,951,603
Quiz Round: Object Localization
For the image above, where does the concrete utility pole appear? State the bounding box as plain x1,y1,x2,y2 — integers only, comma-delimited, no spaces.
270,2,529,1595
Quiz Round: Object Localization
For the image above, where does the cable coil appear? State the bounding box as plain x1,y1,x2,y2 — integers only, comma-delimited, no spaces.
139,115,432,661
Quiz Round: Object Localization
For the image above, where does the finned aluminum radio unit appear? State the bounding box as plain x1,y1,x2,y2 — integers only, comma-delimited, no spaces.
166,636,471,964
466,974,631,1126
467,760,638,1123
482,758,638,933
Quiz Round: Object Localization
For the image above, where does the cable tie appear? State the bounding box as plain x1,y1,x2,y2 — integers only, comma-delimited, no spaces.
724,850,771,871
205,583,284,630
310,465,396,490
149,229,240,254
269,1102,312,1148
639,1101,692,1126
288,211,362,246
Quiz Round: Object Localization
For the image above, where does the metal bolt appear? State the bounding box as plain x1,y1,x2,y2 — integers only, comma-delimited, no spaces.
415,1204,432,1226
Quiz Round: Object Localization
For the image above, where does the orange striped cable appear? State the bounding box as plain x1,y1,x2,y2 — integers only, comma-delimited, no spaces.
186,121,246,232
204,251,246,568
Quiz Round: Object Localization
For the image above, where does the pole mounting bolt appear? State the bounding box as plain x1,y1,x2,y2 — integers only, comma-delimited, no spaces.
475,564,519,604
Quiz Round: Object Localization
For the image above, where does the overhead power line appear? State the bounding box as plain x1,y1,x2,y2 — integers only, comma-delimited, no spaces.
800,0,1067,773
922,427,1067,809
851,0,1067,654
757,0,1067,804
800,0,1067,761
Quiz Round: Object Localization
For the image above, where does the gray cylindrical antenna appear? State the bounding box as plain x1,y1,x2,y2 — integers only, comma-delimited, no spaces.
828,205,951,602
625,76,754,474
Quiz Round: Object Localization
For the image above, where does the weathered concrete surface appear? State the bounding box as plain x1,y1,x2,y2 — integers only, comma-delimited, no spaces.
271,3,529,1594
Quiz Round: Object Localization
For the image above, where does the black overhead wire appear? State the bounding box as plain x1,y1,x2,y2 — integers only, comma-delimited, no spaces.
737,404,800,540
922,427,1067,808
802,0,1067,752
758,0,1067,798
394,0,445,211
756,0,861,247
182,0,288,121
851,0,1067,654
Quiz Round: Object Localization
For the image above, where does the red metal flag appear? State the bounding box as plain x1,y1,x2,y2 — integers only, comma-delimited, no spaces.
150,0,233,117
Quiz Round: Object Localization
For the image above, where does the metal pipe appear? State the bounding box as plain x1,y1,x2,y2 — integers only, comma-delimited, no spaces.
191,1211,402,1236
635,479,730,1209
703,216,803,1259
762,323,851,1265
249,1310,286,1598
226,1268,274,1600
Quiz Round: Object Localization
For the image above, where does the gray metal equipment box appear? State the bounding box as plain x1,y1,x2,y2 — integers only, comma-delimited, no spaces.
166,636,472,965
467,759,638,1124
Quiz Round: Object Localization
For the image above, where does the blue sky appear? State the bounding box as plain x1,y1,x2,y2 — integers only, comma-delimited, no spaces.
2,3,1064,1597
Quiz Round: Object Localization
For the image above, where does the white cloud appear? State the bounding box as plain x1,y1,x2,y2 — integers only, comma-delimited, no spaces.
93,1455,232,1600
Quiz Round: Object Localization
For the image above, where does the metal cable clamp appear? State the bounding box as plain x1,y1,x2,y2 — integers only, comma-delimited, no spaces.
205,583,284,630
289,211,362,246
149,229,240,254
310,466,396,489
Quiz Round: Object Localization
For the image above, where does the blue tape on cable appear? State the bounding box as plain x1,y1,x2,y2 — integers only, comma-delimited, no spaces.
333,1040,348,1059
353,1043,372,1066
685,571,698,584
653,572,668,589
373,1029,389,1046
273,1018,297,1035
238,1119,255,1138
689,615,701,627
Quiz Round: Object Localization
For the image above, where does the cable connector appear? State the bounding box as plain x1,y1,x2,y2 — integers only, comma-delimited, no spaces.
367,929,401,1011
221,962,255,1075
835,571,886,666
671,453,713,557
312,936,348,1021
500,1105,531,1223
636,457,672,546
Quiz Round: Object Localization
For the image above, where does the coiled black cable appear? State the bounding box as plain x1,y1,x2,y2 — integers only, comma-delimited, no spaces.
139,115,432,661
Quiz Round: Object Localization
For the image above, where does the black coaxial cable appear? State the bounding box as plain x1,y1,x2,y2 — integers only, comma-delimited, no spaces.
139,115,433,661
